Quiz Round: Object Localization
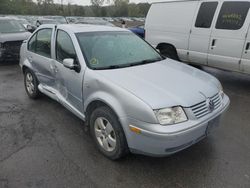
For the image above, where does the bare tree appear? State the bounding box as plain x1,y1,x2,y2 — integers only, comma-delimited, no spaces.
91,0,105,6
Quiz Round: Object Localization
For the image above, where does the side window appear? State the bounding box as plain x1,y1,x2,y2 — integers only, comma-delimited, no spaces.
28,33,37,52
216,2,250,30
36,29,52,58
195,2,218,28
56,30,77,63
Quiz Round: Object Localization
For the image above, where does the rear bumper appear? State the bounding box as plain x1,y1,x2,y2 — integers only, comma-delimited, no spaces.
120,95,230,157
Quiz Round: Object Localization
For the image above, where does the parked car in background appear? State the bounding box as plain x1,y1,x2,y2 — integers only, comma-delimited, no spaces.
36,18,59,27
75,18,115,27
66,16,79,24
43,16,68,24
14,18,35,32
15,18,30,28
129,24,145,38
0,17,31,63
145,0,250,75
20,24,229,160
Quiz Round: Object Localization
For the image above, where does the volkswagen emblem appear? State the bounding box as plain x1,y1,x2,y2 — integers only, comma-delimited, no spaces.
206,98,215,112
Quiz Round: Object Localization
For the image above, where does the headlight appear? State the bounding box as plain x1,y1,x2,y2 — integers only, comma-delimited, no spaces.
154,106,188,125
218,83,224,99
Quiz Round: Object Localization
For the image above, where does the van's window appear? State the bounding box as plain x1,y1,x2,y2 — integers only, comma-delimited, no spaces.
195,2,218,28
56,30,77,63
216,2,250,30
36,29,52,58
28,33,37,53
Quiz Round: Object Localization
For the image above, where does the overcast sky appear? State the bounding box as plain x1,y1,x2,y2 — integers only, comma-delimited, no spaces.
53,0,166,6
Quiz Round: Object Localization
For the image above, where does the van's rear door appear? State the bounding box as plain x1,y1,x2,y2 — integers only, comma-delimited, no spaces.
208,1,250,72
188,1,219,65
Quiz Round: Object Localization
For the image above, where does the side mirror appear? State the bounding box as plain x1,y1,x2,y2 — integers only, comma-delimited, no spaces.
26,25,34,32
63,58,75,69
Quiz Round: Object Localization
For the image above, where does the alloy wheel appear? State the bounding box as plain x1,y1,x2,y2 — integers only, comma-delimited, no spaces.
94,117,117,152
26,72,35,95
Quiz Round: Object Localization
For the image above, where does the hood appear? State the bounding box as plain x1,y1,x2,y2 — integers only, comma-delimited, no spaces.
97,59,219,109
0,32,31,43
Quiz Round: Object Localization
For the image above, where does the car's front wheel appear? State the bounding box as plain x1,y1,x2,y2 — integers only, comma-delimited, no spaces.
24,69,40,99
90,106,129,160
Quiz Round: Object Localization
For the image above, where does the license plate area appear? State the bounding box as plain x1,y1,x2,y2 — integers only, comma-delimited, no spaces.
206,116,220,136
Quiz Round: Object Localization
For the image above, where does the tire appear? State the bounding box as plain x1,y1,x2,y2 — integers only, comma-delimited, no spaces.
24,69,40,99
90,106,129,160
159,45,179,61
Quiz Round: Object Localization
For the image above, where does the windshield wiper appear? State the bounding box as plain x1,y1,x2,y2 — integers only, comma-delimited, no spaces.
93,65,126,70
92,58,163,70
128,58,163,67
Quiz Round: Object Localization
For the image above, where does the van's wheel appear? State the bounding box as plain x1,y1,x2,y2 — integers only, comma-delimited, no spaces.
90,106,129,160
159,45,179,61
24,69,40,99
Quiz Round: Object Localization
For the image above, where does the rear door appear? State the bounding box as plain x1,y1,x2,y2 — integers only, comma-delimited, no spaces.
27,28,54,88
188,1,218,65
208,1,250,71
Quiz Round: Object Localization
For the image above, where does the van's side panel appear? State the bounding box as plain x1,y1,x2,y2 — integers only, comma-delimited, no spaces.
145,1,199,62
240,22,250,74
208,1,250,72
188,1,219,65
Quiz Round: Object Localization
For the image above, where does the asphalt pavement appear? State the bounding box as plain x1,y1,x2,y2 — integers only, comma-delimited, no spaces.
0,64,249,188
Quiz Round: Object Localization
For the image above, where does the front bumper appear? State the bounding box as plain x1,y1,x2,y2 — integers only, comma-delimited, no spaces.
120,95,230,157
0,48,20,63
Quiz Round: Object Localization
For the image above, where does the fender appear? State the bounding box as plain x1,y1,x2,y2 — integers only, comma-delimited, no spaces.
84,91,126,119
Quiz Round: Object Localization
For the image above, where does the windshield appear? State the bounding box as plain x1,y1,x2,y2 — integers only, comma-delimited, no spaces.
76,31,163,70
0,20,26,33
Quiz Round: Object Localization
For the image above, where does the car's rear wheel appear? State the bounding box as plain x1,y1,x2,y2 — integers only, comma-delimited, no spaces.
24,69,40,99
90,106,129,160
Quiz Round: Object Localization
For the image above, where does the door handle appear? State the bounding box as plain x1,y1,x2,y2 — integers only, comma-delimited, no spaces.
50,64,58,73
28,56,32,62
245,42,250,53
54,66,58,73
211,39,216,49
50,64,54,70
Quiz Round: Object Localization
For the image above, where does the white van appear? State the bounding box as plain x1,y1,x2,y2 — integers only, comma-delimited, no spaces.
145,0,250,74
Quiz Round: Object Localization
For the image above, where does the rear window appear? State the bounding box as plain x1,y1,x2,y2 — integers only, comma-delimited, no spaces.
195,2,218,28
216,1,250,30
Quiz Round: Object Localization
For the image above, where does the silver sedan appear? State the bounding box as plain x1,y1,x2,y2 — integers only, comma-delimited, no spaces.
20,24,230,160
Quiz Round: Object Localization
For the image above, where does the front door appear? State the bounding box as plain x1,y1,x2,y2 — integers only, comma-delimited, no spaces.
208,1,250,72
53,29,84,113
188,1,218,65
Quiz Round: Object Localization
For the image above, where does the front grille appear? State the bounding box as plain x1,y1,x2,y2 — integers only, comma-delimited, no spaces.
3,41,23,53
191,93,221,119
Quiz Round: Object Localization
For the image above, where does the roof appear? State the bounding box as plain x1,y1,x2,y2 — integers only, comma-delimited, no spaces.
0,17,14,21
58,24,128,33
